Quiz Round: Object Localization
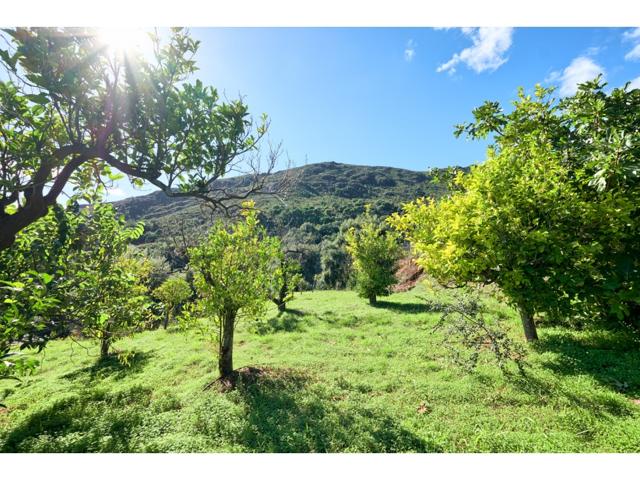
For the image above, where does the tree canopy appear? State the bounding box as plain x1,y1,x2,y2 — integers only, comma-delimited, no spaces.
346,206,401,305
391,78,640,340
0,27,281,251
187,201,284,379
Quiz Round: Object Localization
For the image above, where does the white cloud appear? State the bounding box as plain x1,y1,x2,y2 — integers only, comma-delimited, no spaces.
549,56,605,97
544,70,561,83
623,28,640,61
629,76,640,90
404,39,416,62
584,46,602,56
623,28,640,41
436,27,514,74
625,44,640,61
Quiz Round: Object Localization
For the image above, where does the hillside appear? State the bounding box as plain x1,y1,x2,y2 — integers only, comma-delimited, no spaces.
113,162,453,284
114,161,447,237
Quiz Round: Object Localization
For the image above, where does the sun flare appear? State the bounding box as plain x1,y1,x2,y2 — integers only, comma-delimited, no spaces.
96,28,153,57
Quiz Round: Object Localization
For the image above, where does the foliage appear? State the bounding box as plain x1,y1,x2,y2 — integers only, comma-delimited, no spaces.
113,162,449,288
431,293,527,374
316,242,352,289
152,276,192,329
455,79,640,324
391,78,640,338
315,218,358,289
63,203,151,357
0,27,274,251
270,255,302,312
187,201,284,378
0,204,78,380
345,206,402,304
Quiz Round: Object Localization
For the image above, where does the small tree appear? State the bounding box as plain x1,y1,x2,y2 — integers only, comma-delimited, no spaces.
271,255,302,312
188,202,283,380
345,207,401,305
1,204,79,380
64,204,150,358
153,276,192,329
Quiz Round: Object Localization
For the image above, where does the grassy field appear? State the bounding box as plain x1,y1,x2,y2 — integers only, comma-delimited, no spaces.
1,286,640,453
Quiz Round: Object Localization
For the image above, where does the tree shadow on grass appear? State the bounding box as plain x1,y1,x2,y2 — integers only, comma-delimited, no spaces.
60,350,154,384
255,311,307,335
0,384,153,452
501,370,637,418
373,300,440,314
231,367,438,452
533,329,640,397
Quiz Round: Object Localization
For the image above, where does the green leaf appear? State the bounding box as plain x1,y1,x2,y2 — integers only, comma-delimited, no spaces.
25,93,50,106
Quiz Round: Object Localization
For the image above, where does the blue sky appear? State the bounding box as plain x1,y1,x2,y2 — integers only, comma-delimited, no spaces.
84,28,640,200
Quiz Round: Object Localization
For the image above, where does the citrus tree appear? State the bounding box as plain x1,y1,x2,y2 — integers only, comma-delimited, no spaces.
391,79,640,340
153,275,192,329
270,254,302,312
63,203,151,358
188,202,283,380
390,142,597,341
0,204,78,380
345,206,401,305
455,79,640,327
0,27,282,251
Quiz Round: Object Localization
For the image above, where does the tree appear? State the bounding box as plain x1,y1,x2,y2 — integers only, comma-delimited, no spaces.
271,254,302,312
316,218,357,290
64,203,151,358
390,143,592,341
390,79,640,340
188,201,283,380
153,275,192,329
0,27,286,251
457,79,640,327
345,206,401,305
0,203,78,380
0,200,149,372
316,242,351,289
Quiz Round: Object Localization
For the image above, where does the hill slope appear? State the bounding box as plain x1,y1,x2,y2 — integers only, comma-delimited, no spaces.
113,162,451,283
114,161,445,238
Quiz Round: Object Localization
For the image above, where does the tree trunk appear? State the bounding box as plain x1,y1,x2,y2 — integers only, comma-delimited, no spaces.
0,149,89,252
277,300,286,312
518,302,538,342
369,294,377,306
0,200,49,251
100,331,112,358
218,309,236,379
163,307,170,329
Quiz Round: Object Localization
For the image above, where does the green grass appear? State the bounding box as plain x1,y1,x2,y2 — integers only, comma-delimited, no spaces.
1,286,640,452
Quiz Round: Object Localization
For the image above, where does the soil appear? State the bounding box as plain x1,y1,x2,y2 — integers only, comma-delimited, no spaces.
392,257,424,292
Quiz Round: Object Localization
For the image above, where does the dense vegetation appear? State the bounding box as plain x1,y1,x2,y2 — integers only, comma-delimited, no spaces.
391,79,640,341
114,161,447,288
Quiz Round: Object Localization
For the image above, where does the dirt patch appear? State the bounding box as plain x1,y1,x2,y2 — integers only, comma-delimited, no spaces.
393,257,424,292
204,365,308,392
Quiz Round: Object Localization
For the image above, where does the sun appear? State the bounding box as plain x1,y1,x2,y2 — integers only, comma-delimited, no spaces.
96,28,154,58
